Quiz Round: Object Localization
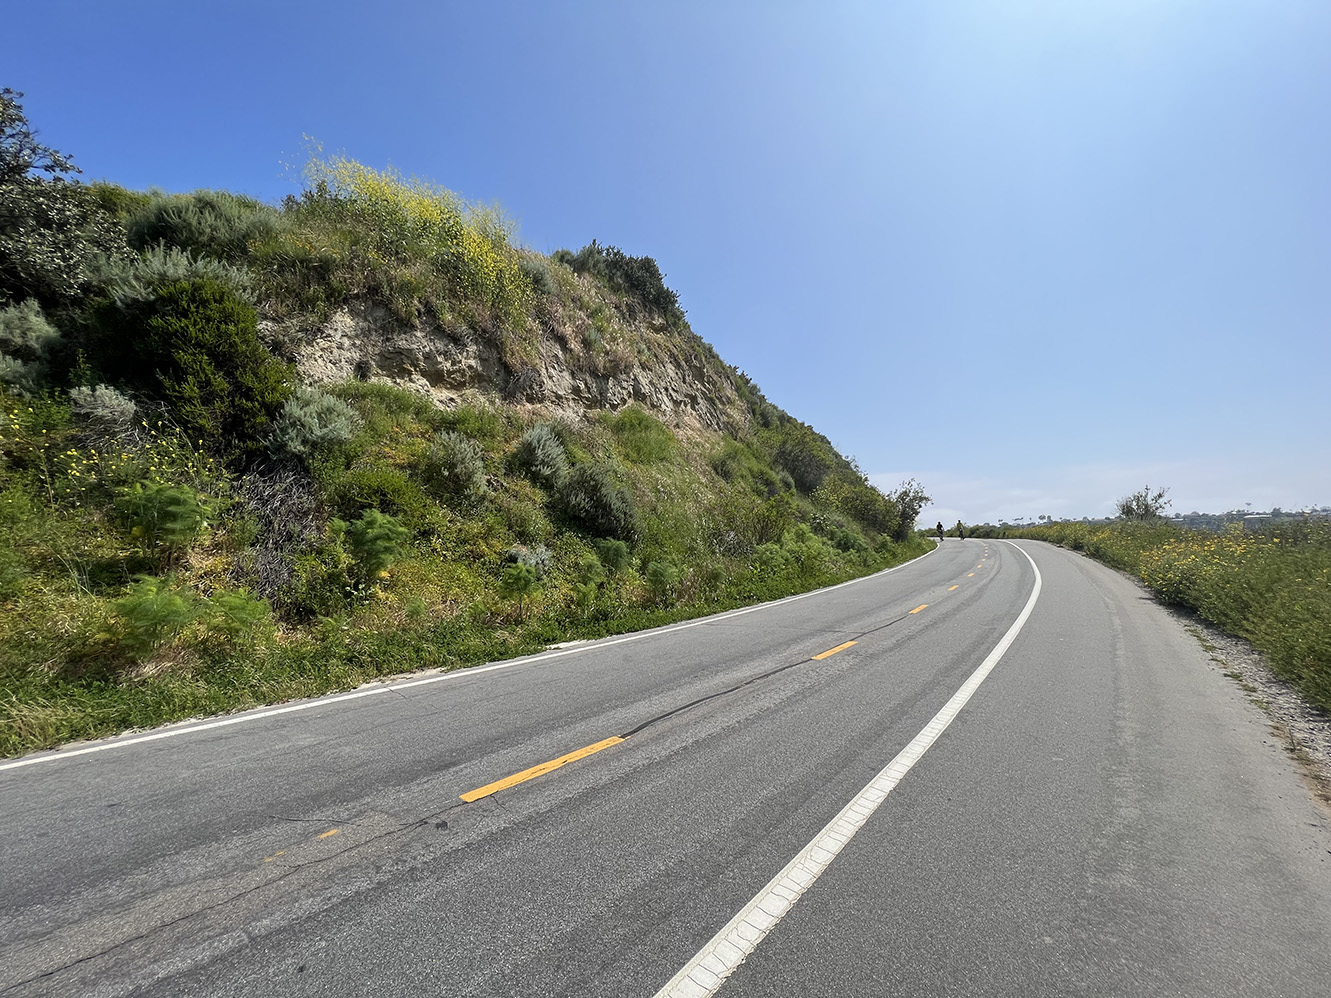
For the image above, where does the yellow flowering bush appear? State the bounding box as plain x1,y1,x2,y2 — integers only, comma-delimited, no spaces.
279,152,534,330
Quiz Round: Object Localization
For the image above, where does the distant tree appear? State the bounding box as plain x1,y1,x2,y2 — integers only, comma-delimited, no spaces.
1116,485,1171,521
888,478,932,541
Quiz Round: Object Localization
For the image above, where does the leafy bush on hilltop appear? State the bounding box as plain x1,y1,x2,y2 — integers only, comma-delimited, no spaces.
127,189,282,262
555,239,685,326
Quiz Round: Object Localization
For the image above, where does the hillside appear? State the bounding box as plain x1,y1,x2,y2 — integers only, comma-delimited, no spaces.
0,92,930,755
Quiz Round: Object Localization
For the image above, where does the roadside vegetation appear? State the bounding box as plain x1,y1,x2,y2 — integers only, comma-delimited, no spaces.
972,490,1331,715
0,91,930,756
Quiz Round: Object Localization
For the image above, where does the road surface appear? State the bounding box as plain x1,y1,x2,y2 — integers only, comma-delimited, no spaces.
2,539,1329,996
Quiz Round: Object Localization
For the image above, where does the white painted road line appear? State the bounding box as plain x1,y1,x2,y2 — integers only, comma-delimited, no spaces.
0,551,934,773
652,541,1042,998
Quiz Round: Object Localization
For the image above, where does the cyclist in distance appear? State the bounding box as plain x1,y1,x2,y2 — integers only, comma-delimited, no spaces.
936,521,945,544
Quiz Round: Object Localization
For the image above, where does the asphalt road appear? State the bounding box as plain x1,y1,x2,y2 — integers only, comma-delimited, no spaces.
2,539,1329,997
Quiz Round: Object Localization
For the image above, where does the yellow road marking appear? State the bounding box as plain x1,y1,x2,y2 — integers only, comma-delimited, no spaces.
318,828,340,840
948,585,959,591
263,851,286,863
461,736,625,803
910,604,928,614
812,640,857,660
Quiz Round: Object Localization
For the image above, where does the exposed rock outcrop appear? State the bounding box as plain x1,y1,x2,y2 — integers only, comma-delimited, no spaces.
291,303,745,431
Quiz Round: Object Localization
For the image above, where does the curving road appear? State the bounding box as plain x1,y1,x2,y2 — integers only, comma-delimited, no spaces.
2,539,1329,996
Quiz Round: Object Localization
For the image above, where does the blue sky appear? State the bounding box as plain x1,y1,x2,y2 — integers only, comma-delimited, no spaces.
10,1,1330,523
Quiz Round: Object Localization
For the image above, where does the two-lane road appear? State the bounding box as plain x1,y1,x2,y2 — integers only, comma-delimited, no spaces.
2,539,1328,996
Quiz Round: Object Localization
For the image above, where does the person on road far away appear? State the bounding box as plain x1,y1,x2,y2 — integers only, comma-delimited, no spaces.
936,521,945,544
956,520,966,541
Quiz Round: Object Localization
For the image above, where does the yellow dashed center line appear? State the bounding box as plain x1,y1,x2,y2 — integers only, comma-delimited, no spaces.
262,851,286,863
318,828,340,840
812,640,857,660
968,572,975,577
460,736,625,803
948,585,959,591
457,589,963,803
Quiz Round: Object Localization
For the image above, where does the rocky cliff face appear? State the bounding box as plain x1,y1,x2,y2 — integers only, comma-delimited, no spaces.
290,302,747,432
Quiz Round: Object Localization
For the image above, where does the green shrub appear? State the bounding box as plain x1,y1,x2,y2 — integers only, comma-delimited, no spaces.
69,383,139,443
514,423,569,490
90,278,293,457
267,386,362,462
886,479,932,542
645,559,679,604
594,537,632,574
496,486,551,544
106,575,198,661
500,560,540,619
421,430,487,499
325,464,434,531
560,463,635,541
560,239,685,325
813,472,902,538
752,542,792,574
101,243,252,305
573,563,603,614
283,536,353,619
506,542,552,578
437,402,511,450
0,299,60,366
115,481,209,564
202,588,273,650
768,423,836,494
0,299,61,392
333,508,409,582
605,406,675,464
518,256,555,295
127,189,281,262
289,154,533,328
88,182,152,222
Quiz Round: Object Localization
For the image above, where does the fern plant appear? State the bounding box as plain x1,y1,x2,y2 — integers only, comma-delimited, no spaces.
115,481,209,565
332,508,409,583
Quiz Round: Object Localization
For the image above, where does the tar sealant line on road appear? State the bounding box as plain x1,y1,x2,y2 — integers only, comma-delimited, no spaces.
459,613,936,802
0,551,940,774
652,540,1043,998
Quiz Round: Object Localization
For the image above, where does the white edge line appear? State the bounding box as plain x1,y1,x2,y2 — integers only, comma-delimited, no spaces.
0,546,938,773
652,539,1042,998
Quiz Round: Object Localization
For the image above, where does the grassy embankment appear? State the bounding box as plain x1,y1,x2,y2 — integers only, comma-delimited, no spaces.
1009,520,1331,713
0,108,931,757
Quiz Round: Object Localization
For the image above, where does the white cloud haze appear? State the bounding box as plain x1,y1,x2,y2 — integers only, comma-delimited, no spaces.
872,450,1331,528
